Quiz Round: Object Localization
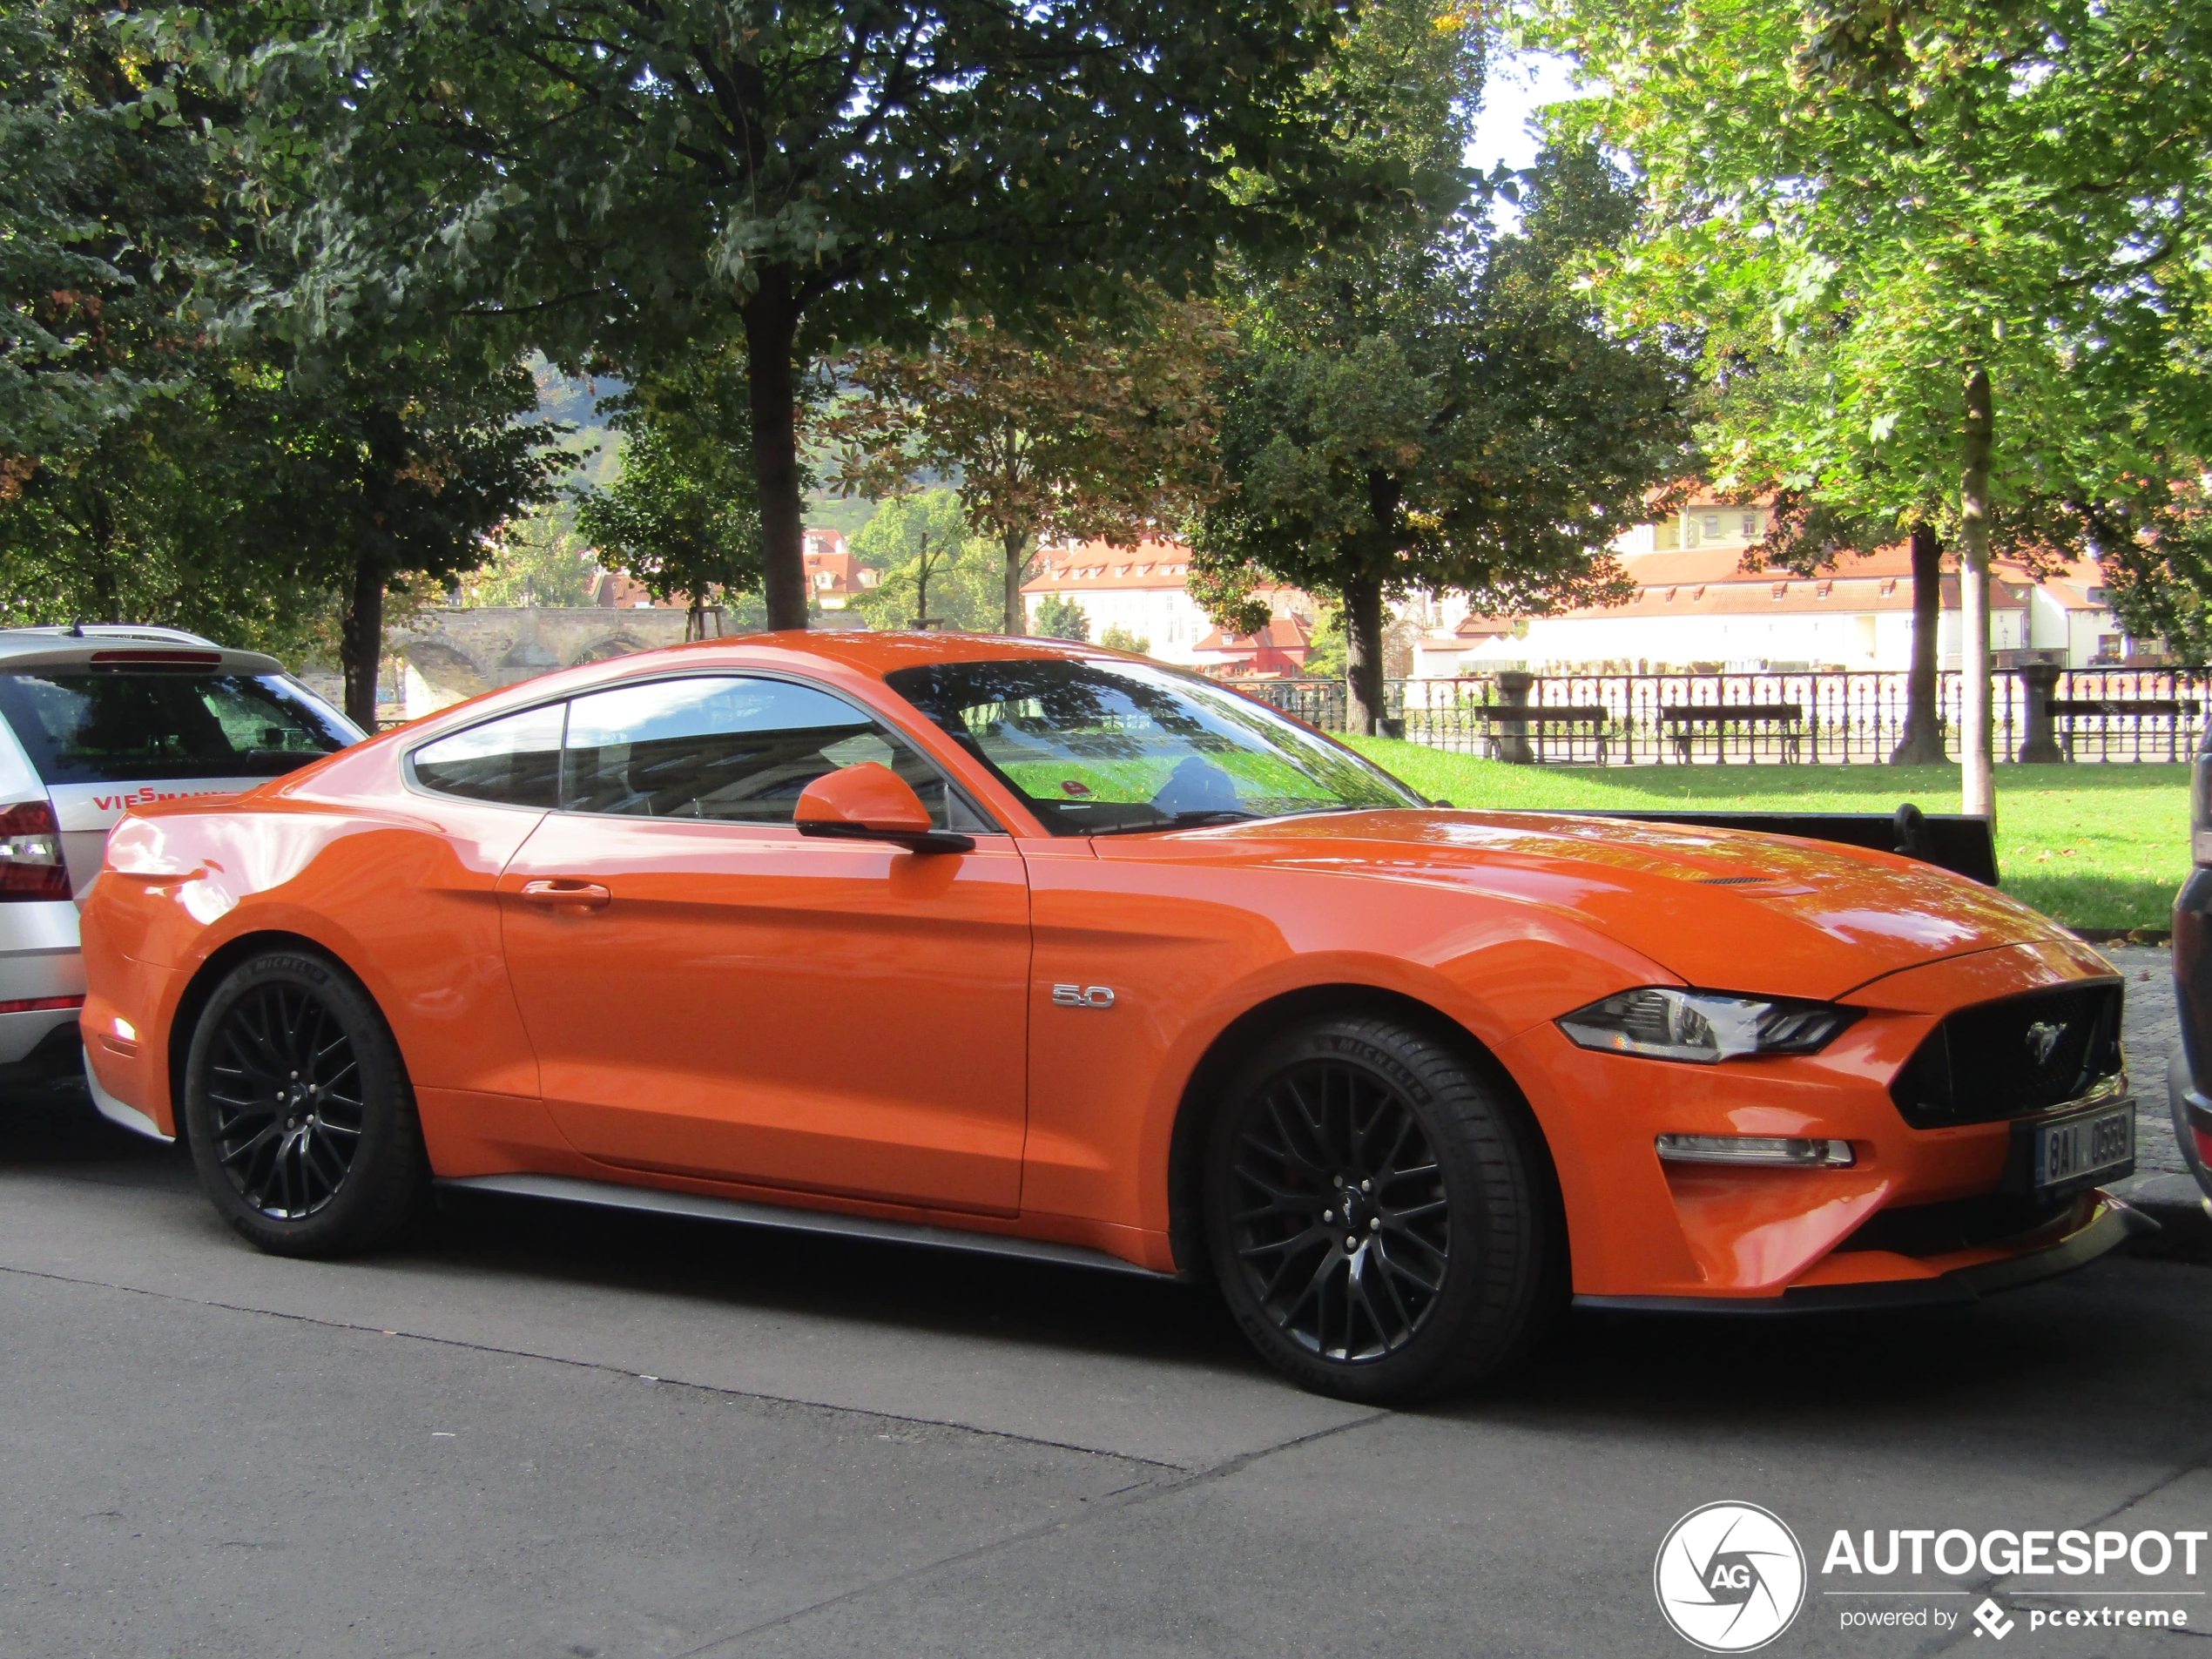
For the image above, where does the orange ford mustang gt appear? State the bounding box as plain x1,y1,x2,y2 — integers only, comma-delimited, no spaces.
78,633,2142,1401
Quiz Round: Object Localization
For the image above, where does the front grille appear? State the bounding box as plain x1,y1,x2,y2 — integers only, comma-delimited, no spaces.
1834,1192,2080,1258
1889,981,2124,1128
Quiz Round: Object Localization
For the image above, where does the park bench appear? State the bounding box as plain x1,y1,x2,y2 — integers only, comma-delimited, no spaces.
1471,703,1613,763
2045,697,2202,762
1660,702,1803,762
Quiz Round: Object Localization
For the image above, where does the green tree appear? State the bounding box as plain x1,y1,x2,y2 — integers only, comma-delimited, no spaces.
0,4,334,652
1031,593,1092,643
0,368,324,653
1197,127,1694,732
188,0,1360,635
850,491,1001,632
267,347,572,724
1098,622,1152,657
0,340,566,718
577,349,763,637
455,505,605,609
828,298,1231,632
1540,0,2212,815
1,3,220,467
1,12,569,716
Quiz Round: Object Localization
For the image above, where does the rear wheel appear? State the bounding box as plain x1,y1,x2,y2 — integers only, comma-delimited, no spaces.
183,949,427,1257
1204,1012,1562,1403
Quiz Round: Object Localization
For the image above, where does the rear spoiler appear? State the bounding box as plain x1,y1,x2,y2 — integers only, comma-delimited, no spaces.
1580,803,1999,886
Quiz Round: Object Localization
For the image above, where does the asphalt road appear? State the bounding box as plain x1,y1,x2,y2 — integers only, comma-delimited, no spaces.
3,954,2209,1659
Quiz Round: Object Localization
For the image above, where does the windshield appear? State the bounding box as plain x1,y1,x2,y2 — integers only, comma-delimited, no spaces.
882,658,1423,835
0,671,360,786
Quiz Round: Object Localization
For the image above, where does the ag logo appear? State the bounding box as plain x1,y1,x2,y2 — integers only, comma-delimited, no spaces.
1654,1501,1806,1652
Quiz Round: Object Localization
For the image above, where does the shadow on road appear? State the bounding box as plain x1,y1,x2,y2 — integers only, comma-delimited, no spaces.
9,1085,2212,1448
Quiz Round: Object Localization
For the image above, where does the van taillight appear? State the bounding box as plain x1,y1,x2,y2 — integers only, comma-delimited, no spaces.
0,801,69,900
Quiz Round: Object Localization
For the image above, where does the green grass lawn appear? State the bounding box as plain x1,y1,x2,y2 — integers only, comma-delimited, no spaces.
1342,739,2191,933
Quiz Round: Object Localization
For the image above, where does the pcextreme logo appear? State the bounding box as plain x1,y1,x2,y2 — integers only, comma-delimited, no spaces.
1655,1501,1809,1653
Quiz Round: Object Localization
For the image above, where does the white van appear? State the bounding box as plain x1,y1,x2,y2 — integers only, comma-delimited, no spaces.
0,626,361,1092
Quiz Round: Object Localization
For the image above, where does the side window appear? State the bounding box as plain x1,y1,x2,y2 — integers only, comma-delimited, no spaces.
561,676,985,829
410,705,566,807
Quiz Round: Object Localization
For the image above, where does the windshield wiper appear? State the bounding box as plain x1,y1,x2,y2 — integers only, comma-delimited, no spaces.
1089,808,1260,836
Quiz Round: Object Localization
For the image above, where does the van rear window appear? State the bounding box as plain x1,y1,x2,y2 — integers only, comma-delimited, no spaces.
0,671,359,786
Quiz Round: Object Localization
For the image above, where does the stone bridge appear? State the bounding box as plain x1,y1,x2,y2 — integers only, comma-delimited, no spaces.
386,606,704,717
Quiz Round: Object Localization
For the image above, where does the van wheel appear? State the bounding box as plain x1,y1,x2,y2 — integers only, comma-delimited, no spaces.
1203,1012,1562,1403
183,949,427,1257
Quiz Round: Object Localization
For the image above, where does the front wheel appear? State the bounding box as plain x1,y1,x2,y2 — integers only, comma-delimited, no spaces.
1204,1012,1562,1403
184,949,428,1257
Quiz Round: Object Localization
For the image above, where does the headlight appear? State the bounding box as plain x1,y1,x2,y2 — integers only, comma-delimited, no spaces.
1557,987,1859,1063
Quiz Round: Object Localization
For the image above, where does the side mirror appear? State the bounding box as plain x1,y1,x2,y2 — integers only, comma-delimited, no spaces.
795,762,974,853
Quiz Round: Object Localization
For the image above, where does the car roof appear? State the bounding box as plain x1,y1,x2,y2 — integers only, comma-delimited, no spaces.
0,625,287,677
685,630,1119,675
381,629,1156,745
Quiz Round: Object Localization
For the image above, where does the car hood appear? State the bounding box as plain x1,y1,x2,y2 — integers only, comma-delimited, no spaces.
1133,808,2074,1001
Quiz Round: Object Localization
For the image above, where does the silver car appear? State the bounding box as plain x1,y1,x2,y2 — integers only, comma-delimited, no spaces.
0,625,361,1103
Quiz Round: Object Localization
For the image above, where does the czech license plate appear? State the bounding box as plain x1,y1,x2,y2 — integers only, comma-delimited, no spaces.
2028,1104,2134,1197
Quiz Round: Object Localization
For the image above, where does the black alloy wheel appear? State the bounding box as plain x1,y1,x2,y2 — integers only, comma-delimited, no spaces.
1225,1057,1451,1362
185,950,428,1257
206,979,365,1219
1204,1013,1562,1403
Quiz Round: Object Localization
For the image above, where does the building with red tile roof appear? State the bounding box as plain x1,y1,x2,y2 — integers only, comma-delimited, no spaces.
1413,496,2139,674
1020,538,1315,670
803,529,880,610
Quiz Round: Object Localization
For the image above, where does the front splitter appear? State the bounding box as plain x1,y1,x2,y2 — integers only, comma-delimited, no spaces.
1573,1194,2156,1316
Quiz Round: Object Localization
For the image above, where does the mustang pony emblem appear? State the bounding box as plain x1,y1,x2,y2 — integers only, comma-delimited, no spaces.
2024,1021,2066,1067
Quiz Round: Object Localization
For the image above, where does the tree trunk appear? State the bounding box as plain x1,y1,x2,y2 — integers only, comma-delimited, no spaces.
1342,573,1387,738
340,548,386,731
1001,529,1028,635
1890,523,1947,764
742,269,807,632
914,547,934,630
1959,364,1996,825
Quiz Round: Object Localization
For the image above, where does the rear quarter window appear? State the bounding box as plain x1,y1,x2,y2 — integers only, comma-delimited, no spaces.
409,705,566,807
0,671,360,786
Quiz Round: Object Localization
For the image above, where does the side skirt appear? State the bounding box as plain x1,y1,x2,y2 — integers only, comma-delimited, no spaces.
435,1172,1174,1280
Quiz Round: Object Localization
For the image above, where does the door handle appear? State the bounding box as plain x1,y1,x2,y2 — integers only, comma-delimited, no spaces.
518,878,611,910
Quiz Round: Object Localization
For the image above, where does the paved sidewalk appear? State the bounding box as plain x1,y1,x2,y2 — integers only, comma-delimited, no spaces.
2101,944,2193,1191
3,1116,2212,1658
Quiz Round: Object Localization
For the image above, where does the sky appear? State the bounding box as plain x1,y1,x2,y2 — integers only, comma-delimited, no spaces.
1466,48,1581,179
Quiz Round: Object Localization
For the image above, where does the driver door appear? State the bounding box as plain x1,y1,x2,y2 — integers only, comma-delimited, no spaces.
496,673,1030,1216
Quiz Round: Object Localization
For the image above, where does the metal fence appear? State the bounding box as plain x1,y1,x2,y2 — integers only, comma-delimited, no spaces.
1239,670,2207,765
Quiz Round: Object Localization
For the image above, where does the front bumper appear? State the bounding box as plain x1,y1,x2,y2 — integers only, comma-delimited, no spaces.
1575,1192,2154,1313
1506,935,2145,1303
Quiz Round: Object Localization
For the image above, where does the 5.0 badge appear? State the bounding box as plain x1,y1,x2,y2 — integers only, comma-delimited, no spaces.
1050,983,1116,1008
